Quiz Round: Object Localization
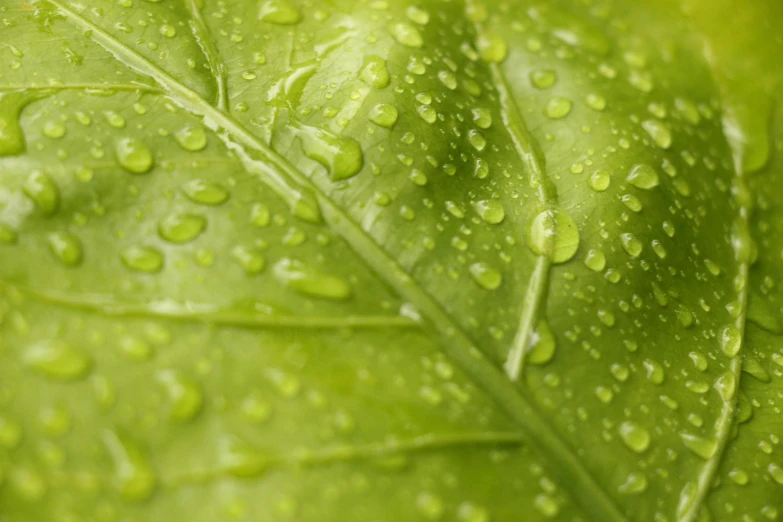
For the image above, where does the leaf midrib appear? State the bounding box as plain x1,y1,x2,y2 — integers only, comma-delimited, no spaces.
44,2,625,520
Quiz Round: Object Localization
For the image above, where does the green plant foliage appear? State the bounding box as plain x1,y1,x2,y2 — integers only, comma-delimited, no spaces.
0,0,782,520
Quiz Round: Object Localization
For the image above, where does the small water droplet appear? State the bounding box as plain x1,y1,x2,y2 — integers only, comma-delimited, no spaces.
530,69,557,89
626,164,659,189
183,179,229,205
360,56,390,89
416,492,444,520
476,32,507,62
585,93,607,111
294,123,363,181
528,320,556,365
390,22,423,48
618,471,648,495
587,169,610,192
680,432,717,460
618,421,651,453
473,199,505,224
544,97,572,119
620,233,642,258
642,119,672,149
584,249,606,271
232,245,266,275
720,324,742,357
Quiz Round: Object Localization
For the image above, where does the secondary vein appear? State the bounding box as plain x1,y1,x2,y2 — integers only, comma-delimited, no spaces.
185,0,228,111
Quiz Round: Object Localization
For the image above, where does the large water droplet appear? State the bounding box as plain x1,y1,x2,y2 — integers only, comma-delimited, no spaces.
103,429,158,501
360,56,390,89
183,179,229,206
369,104,398,128
174,124,208,151
158,214,206,243
258,0,302,24
641,119,672,149
390,22,423,48
476,32,507,62
468,262,502,290
680,432,717,460
525,208,580,263
23,340,92,380
626,164,659,189
157,370,203,422
720,324,742,357
294,123,363,181
587,169,610,192
47,232,83,266
116,138,153,174
544,97,572,119
273,258,352,300
473,199,505,224
0,92,28,157
618,421,651,453
121,245,164,273
23,170,60,216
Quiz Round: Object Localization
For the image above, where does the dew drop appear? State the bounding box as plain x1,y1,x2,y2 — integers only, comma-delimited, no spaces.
626,164,659,189
23,170,60,216
620,233,642,258
360,56,390,89
468,129,486,151
528,320,556,365
273,258,352,300
525,208,580,263
121,245,164,273
720,324,742,357
468,262,502,290
103,429,158,501
618,421,651,453
0,92,28,157
294,123,363,181
584,249,606,272
416,492,444,520
588,169,610,192
23,340,92,381
618,471,648,495
183,179,229,205
534,494,559,518
585,93,607,111
231,245,266,275
174,124,208,151
544,97,572,119
47,232,83,266
473,199,505,224
258,0,302,24
471,108,492,129
368,104,398,128
390,22,423,48
42,121,66,139
642,119,672,149
417,104,438,124
457,502,489,522
530,69,557,89
476,32,507,62
158,214,207,243
157,370,203,422
680,432,717,460
116,138,154,174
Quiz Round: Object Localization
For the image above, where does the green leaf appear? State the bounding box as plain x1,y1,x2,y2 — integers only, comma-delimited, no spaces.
0,0,781,520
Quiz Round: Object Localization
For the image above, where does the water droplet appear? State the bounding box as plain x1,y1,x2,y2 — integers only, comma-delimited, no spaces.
116,138,154,174
438,70,458,90
406,5,430,24
525,208,580,263
390,22,423,48
534,494,559,518
618,421,651,453
720,324,741,357
618,471,648,495
728,468,748,485
119,335,153,361
544,97,572,119
231,245,266,275
473,199,505,224
417,104,438,124
103,429,158,501
158,214,206,243
680,432,717,460
644,359,665,384
157,370,203,422
121,245,164,273
468,130,486,151
476,32,507,62
159,24,176,37
23,170,60,216
23,340,91,380
585,93,607,111
368,104,398,128
457,502,489,522
104,111,126,128
768,464,783,485
621,194,642,212
626,164,659,189
258,0,302,24
620,233,642,258
294,123,363,181
530,69,557,89
47,232,83,266
416,492,444,520
715,371,737,401
528,320,556,365
588,169,610,192
360,56,390,89
468,262,502,290
273,258,352,300
183,179,229,206
0,92,28,157
471,108,492,129
642,119,672,149
42,121,66,139
584,249,606,271
174,124,207,151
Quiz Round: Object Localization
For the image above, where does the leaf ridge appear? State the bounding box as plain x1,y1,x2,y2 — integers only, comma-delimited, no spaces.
3,282,418,330
676,153,752,522
0,83,160,94
44,3,625,520
185,0,228,111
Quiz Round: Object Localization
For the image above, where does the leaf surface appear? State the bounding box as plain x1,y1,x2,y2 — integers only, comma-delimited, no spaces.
0,0,781,520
